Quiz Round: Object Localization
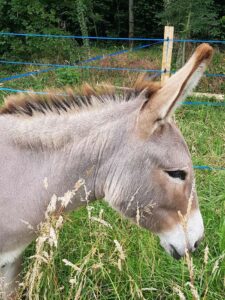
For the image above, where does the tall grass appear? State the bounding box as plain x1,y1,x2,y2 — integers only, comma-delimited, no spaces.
16,171,225,299
0,46,224,299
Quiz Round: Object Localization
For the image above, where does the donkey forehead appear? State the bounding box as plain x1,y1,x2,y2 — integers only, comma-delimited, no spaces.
145,122,192,168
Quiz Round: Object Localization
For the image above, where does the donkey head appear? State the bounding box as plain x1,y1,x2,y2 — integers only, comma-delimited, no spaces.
106,44,213,259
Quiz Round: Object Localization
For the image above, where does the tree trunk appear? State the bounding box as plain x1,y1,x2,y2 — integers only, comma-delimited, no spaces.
129,0,134,48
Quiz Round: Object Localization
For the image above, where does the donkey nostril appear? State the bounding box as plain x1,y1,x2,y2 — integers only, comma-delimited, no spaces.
194,239,201,250
169,244,182,260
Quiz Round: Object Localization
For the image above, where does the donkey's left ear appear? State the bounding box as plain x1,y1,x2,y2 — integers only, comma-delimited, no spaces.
137,43,213,138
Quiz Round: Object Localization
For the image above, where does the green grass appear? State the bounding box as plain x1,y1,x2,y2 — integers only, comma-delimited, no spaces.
21,167,225,299
0,46,224,299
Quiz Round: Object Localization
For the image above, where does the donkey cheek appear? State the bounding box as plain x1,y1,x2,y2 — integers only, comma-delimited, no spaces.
151,210,180,233
155,172,189,211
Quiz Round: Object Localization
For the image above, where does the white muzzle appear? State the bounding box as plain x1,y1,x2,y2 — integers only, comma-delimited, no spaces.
158,209,204,259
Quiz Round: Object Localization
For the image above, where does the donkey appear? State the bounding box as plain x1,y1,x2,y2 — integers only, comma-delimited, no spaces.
0,44,213,298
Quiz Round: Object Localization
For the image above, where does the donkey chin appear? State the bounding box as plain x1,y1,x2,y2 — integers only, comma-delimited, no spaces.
157,209,204,260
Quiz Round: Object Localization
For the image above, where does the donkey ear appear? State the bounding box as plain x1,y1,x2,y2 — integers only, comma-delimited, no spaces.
136,43,213,138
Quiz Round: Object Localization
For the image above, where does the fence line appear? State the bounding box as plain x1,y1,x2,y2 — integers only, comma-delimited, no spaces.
0,60,163,73
0,34,223,84
0,41,163,83
0,67,57,83
0,31,223,171
183,101,225,107
193,166,225,171
0,59,224,78
77,40,163,63
0,32,225,44
0,29,224,171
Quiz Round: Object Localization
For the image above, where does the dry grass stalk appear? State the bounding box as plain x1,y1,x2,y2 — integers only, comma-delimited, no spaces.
177,179,195,252
178,180,195,285
173,285,186,300
212,253,225,274
202,285,209,300
114,240,126,271
185,250,195,286
65,247,96,299
136,202,140,226
62,259,81,272
186,282,200,300
177,180,201,300
128,275,146,300
88,206,113,228
204,245,209,265
125,186,141,214
90,216,112,229
200,245,210,300
74,280,83,300
17,180,85,299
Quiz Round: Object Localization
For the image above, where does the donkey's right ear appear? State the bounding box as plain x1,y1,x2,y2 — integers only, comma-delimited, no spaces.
136,43,213,138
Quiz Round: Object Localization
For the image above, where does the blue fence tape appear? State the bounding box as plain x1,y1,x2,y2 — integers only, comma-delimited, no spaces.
203,73,225,77
0,59,224,78
193,165,225,171
0,41,163,83
0,60,164,74
0,32,225,44
0,32,223,172
79,40,163,63
0,67,58,83
183,101,225,107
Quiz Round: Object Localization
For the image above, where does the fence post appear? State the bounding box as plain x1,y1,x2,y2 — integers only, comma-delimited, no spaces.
161,26,174,85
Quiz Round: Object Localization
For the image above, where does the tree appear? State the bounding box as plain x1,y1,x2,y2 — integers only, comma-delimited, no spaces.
129,0,134,47
158,0,220,39
76,0,89,47
133,0,164,38
158,0,221,68
214,0,225,39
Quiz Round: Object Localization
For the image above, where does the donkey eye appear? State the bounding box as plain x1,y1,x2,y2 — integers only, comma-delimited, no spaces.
165,170,187,181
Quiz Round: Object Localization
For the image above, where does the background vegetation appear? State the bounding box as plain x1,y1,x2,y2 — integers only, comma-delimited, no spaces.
0,0,224,61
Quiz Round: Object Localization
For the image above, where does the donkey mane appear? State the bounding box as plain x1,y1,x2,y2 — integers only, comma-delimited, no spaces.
0,75,160,117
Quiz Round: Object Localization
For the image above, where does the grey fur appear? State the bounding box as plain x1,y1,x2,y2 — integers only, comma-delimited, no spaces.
0,43,213,298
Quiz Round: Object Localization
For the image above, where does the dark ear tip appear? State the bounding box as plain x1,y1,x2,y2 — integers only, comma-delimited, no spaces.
195,43,213,63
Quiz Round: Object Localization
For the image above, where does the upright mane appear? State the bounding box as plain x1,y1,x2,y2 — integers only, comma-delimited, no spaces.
0,74,160,117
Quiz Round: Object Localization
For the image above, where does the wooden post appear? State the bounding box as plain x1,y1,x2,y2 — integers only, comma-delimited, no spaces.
161,26,174,85
129,0,134,48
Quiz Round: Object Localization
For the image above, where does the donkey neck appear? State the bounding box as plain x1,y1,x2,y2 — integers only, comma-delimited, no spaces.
0,99,139,211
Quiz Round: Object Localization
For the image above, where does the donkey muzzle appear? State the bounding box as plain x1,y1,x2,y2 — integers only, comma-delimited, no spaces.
158,209,204,259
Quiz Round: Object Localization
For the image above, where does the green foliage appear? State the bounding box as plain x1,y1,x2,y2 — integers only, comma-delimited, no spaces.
76,0,89,47
133,0,164,37
220,16,225,39
0,0,224,62
214,0,225,39
55,68,81,86
158,0,220,38
0,0,80,62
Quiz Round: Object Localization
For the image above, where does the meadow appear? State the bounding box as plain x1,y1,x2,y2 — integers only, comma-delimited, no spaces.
0,44,224,299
